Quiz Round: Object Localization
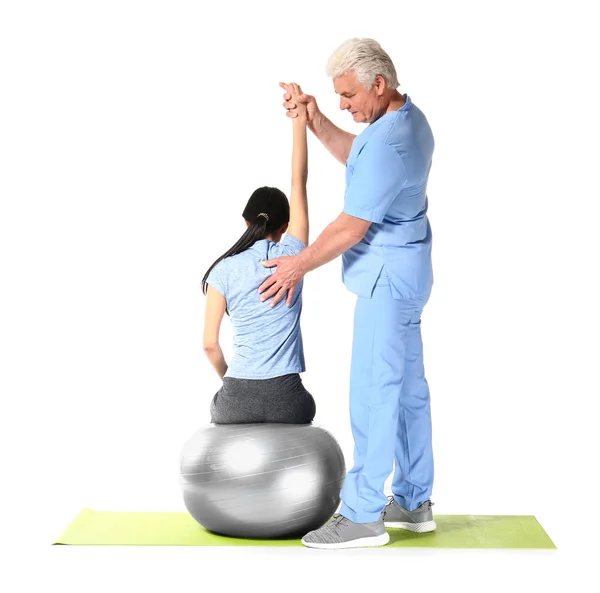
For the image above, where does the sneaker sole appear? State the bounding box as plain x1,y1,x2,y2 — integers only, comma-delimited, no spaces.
301,532,390,550
384,520,437,533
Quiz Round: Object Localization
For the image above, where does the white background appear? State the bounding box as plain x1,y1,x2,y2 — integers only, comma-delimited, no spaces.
1,0,599,591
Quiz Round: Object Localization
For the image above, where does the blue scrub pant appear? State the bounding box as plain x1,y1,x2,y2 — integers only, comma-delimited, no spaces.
339,273,434,523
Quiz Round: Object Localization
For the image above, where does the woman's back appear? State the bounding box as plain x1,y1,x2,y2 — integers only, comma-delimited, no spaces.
207,234,306,380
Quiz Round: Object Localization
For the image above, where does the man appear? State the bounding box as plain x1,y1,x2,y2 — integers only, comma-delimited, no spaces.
258,38,436,549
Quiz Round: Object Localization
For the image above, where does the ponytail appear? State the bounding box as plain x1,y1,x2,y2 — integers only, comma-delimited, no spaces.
202,217,269,295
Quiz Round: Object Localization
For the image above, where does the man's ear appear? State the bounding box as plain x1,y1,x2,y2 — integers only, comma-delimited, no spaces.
375,74,387,96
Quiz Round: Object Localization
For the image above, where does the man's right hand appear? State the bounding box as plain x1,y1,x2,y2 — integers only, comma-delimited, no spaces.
280,82,319,123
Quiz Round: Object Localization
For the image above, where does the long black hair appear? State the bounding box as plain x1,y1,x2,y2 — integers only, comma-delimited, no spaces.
202,186,290,295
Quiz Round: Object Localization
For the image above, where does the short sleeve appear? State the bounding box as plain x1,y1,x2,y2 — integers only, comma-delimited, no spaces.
206,261,227,297
343,142,407,223
270,233,306,257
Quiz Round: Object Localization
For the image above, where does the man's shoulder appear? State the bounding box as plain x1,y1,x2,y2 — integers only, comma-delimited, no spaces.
363,115,405,149
367,109,431,157
360,133,404,162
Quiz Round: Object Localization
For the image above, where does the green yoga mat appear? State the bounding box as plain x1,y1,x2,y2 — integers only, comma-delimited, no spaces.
54,509,556,549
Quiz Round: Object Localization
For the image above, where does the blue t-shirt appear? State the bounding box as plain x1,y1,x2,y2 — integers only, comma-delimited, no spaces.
343,94,434,301
206,234,306,380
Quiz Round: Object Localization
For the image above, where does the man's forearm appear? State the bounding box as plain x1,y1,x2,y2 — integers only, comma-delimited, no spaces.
309,111,356,165
298,215,363,273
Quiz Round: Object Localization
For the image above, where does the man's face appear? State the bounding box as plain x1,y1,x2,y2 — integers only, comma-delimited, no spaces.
333,71,381,124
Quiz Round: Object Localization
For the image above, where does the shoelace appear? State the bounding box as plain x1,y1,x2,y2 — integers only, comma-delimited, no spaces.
382,497,394,518
327,514,350,537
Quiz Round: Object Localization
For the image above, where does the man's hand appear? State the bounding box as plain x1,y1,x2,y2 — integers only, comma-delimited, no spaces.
286,82,307,121
280,82,320,123
258,255,306,307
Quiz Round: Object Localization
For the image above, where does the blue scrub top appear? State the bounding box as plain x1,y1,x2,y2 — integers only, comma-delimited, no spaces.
342,95,435,301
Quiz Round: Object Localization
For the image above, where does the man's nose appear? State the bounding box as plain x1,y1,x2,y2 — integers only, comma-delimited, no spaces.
340,97,350,110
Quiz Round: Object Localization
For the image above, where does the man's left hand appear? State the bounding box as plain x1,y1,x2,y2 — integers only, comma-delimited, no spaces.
258,255,306,307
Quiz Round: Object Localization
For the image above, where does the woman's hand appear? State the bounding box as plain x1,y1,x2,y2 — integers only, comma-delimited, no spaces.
280,82,317,122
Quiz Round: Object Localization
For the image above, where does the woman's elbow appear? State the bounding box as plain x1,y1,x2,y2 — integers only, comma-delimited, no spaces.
203,342,220,354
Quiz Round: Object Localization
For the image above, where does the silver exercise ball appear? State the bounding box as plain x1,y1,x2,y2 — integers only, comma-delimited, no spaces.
180,423,346,538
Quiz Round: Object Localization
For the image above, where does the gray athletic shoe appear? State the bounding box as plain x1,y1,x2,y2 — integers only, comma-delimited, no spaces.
301,514,390,549
381,498,437,533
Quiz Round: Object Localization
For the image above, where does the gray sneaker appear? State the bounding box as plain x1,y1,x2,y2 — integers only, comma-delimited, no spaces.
381,498,437,533
301,515,390,549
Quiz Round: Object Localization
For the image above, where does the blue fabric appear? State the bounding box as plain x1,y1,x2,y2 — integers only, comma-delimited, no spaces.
206,234,306,380
339,271,434,523
342,95,434,301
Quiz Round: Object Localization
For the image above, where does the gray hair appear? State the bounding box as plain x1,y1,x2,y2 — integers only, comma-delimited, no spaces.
325,38,399,89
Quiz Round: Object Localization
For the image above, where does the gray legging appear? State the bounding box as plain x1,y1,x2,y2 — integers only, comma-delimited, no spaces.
210,373,316,424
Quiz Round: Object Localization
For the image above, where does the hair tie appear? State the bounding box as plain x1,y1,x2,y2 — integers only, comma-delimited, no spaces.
257,212,270,222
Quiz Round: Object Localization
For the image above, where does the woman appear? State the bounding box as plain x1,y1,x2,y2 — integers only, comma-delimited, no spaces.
201,84,313,424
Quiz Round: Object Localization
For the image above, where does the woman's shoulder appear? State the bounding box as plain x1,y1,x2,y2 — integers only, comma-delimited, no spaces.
269,234,306,257
215,243,269,279
209,257,228,276
224,243,267,267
